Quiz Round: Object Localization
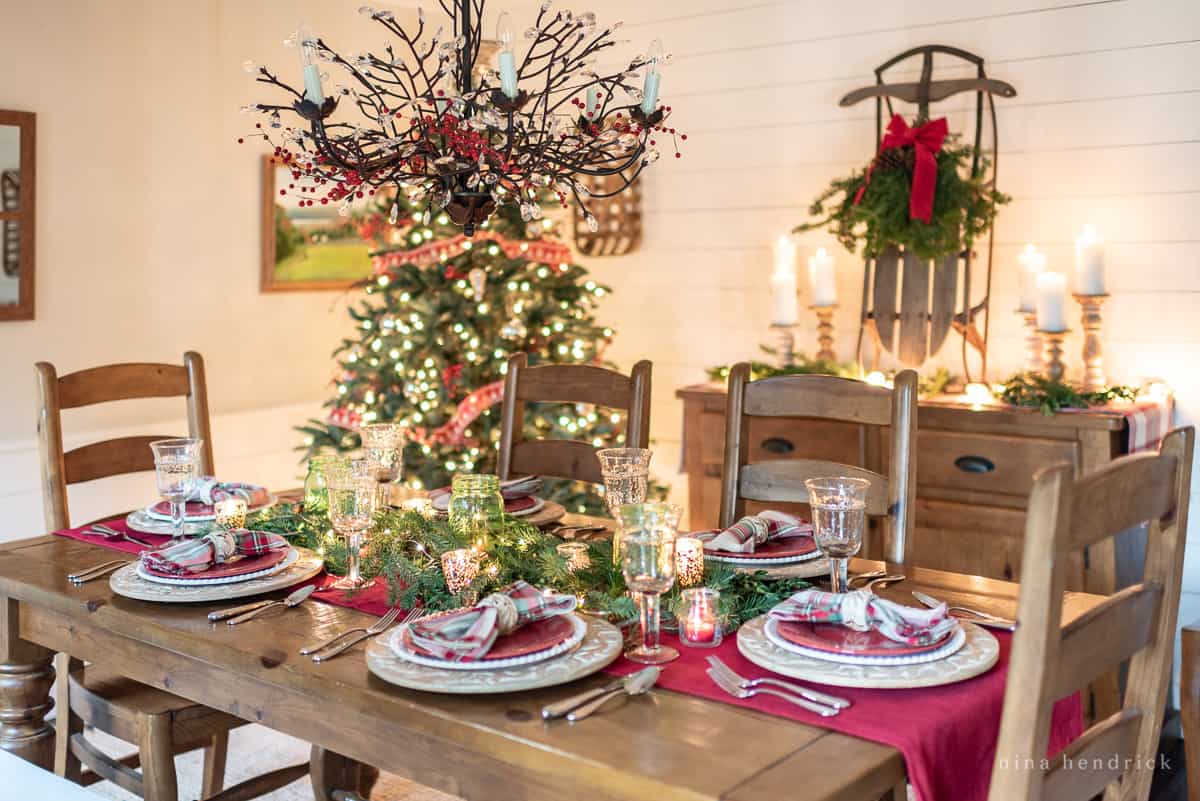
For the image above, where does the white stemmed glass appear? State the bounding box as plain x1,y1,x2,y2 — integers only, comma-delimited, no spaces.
617,502,679,665
149,439,203,541
360,423,404,508
326,459,378,589
804,476,871,593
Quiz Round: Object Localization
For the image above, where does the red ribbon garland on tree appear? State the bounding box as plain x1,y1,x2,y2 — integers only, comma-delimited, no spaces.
853,115,949,224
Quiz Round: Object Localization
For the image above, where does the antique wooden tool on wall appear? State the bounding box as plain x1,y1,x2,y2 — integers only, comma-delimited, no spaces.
842,45,1015,381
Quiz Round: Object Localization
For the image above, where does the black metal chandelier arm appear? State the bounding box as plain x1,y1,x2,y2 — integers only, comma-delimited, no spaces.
536,142,644,178
254,68,304,100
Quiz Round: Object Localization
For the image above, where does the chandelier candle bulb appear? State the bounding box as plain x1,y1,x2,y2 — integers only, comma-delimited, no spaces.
674,536,704,587
585,86,600,119
1035,271,1068,333
1017,243,1046,313
297,24,324,104
770,235,799,325
496,12,519,99
214,498,247,531
1074,224,1106,296
807,247,837,307
641,39,664,115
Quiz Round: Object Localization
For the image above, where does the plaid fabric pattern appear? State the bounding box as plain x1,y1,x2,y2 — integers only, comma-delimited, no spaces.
186,478,271,507
140,529,289,575
770,588,957,647
407,580,576,661
695,510,813,553
1125,396,1174,454
428,475,543,512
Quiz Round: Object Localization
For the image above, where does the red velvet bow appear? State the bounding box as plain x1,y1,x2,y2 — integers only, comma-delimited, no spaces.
853,115,949,224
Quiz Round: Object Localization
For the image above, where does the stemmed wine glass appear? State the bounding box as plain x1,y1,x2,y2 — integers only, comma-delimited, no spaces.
149,439,203,541
360,423,404,508
597,448,651,563
804,477,871,593
326,459,378,589
617,502,679,665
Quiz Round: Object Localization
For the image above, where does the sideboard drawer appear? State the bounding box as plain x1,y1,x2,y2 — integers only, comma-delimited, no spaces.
917,430,1078,498
745,417,864,465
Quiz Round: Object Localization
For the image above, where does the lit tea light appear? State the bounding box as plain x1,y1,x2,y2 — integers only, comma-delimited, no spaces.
214,498,247,530
441,548,479,593
674,536,705,588
679,587,722,648
962,382,995,410
864,370,892,388
556,541,591,572
403,497,433,516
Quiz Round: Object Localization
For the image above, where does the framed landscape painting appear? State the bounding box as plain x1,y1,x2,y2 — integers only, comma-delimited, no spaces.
259,155,374,292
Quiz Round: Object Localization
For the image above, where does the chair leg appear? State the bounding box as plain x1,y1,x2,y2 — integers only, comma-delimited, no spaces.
137,713,179,801
201,731,229,799
311,746,375,801
53,654,84,783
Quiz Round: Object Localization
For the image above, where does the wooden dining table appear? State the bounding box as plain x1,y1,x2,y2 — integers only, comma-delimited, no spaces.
0,513,1105,801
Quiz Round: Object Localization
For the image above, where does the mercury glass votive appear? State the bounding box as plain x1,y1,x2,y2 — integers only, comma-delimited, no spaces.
674,536,705,587
556,541,591,573
679,587,722,648
214,498,247,530
441,548,479,593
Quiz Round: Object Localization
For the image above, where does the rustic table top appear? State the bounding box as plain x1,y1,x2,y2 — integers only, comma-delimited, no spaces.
0,520,1103,801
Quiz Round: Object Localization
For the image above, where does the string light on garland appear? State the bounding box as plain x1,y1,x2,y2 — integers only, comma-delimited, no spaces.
241,1,686,235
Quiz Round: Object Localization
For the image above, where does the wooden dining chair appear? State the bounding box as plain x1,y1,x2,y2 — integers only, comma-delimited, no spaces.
1184,620,1199,801
35,353,308,801
497,352,652,485
989,426,1194,801
718,365,918,564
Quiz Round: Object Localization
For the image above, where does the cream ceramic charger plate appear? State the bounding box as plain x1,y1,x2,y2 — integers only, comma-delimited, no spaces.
737,614,999,689
366,614,622,693
109,547,324,603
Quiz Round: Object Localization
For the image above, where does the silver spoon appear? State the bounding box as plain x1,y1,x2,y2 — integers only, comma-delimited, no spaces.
88,524,157,549
566,667,660,721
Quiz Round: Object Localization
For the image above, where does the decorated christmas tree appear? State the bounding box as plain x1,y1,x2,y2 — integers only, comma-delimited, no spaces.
298,193,629,514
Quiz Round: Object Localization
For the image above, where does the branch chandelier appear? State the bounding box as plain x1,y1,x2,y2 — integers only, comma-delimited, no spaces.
242,1,684,235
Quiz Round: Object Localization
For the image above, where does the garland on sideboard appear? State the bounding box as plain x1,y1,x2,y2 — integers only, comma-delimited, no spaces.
705,357,955,398
249,502,810,628
996,373,1137,416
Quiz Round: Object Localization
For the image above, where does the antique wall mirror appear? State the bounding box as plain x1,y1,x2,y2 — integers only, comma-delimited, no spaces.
0,111,35,321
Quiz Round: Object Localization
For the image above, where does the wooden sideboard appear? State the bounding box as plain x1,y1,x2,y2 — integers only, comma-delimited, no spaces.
677,383,1137,595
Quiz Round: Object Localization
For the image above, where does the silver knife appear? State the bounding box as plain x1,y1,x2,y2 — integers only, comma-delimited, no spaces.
566,667,660,721
911,590,1017,631
226,585,315,625
209,598,276,622
541,673,637,720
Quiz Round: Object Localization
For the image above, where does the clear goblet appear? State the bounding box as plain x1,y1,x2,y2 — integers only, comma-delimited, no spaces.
597,447,652,563
149,438,203,541
617,502,679,665
326,459,378,590
360,423,404,508
804,476,871,593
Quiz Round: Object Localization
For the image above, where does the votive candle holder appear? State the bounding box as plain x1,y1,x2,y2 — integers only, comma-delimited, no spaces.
679,587,722,648
674,536,705,588
441,548,479,593
214,498,247,531
556,541,591,573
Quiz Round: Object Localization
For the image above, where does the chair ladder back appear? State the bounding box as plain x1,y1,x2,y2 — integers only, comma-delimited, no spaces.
989,426,1194,801
34,351,215,532
497,353,652,484
719,363,918,564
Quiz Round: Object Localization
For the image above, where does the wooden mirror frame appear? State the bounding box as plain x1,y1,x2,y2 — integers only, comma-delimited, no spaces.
0,110,35,321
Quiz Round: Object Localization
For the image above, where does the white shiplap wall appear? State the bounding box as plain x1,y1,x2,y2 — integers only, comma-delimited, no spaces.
579,0,1200,660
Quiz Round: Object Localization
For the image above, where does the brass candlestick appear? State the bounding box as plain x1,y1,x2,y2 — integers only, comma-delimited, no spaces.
1019,310,1042,374
1038,329,1070,383
769,323,796,367
811,305,837,362
1074,293,1109,393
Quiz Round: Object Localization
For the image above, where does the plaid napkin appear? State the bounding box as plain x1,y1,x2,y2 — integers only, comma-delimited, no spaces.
185,478,271,507
770,588,957,647
407,580,576,661
694,510,813,553
428,475,543,512
140,529,289,575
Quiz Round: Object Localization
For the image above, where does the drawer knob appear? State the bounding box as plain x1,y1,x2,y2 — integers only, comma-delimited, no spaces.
954,455,995,474
761,437,795,455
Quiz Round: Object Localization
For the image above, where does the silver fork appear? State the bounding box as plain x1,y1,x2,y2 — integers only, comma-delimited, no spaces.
87,524,157,549
310,608,411,662
706,668,839,717
706,656,851,709
300,607,406,655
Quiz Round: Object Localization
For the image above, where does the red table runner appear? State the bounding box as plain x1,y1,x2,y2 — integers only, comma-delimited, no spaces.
56,519,1080,801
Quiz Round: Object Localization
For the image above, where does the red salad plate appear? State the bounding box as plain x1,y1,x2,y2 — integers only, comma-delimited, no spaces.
704,535,818,560
402,614,575,662
140,548,289,580
773,619,954,657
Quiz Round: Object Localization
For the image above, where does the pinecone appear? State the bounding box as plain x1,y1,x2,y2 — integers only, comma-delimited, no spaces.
875,145,915,175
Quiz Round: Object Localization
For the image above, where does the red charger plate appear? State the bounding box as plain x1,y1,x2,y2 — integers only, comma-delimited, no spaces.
141,548,289,580
774,619,954,657
402,615,575,661
704,535,818,560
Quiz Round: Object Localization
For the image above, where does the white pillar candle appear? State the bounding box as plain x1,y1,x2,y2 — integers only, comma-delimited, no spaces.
808,247,837,307
1017,243,1046,313
1035,271,1069,332
770,235,799,325
1074,224,1106,295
